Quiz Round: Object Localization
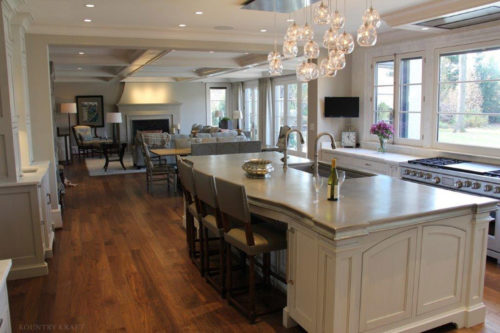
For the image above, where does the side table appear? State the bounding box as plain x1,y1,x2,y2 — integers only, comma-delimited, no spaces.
101,142,127,171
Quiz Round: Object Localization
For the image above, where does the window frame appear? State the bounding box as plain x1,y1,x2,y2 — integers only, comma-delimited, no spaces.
206,83,230,126
243,80,259,140
371,52,425,146
272,76,308,157
432,41,500,156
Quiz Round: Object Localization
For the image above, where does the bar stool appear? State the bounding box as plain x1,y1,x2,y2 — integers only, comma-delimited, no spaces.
192,169,226,297
215,177,287,323
177,159,204,275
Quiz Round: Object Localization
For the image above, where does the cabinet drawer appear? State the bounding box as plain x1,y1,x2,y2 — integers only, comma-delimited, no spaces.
336,155,389,175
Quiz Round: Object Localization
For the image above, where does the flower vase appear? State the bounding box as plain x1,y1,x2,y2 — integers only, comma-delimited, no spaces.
377,136,386,153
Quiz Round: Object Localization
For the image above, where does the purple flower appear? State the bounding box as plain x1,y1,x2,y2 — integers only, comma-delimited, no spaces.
370,121,394,139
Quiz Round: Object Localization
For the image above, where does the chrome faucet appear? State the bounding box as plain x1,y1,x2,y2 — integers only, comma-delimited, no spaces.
283,128,305,170
313,132,337,178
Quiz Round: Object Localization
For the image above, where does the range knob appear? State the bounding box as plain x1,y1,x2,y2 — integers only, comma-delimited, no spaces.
424,173,432,179
464,180,472,187
404,169,410,175
454,181,463,189
495,186,500,194
417,172,424,178
484,185,493,192
410,171,417,176
472,182,481,189
433,177,441,184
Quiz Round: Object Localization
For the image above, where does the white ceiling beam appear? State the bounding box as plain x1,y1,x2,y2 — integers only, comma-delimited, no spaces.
50,55,130,67
113,49,170,82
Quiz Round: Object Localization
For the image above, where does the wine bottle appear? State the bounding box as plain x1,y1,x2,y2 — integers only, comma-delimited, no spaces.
327,159,339,201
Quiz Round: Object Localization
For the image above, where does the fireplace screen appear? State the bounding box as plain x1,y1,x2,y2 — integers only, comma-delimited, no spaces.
132,119,170,139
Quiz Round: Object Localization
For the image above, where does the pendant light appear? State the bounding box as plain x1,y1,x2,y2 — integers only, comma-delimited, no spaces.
304,40,320,59
362,0,381,28
328,48,346,70
330,0,344,30
283,39,298,57
323,27,338,49
357,22,377,47
268,2,283,76
313,1,330,25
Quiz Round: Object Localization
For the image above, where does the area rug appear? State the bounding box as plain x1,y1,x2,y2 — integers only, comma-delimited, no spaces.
85,154,145,177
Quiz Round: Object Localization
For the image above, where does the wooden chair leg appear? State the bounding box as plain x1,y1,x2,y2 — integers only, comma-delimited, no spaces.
203,226,209,277
219,236,226,297
186,211,193,258
199,222,205,277
248,255,256,323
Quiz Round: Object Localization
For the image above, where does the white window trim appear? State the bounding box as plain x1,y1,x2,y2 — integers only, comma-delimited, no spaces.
272,77,307,157
206,83,231,126
431,40,500,157
371,53,425,147
243,80,258,138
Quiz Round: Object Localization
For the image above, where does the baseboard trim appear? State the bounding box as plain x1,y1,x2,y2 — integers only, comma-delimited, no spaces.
51,206,63,229
8,263,49,280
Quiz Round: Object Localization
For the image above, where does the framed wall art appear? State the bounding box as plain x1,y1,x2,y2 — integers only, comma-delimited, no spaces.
76,95,104,127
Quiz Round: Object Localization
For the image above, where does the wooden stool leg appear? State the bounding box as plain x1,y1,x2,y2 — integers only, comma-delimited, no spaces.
248,255,256,323
219,236,226,297
264,253,271,286
199,223,205,277
186,211,193,258
226,243,232,296
203,226,209,277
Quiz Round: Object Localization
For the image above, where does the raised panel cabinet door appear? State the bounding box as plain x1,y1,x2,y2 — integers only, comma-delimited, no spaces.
359,228,417,331
287,227,319,332
417,225,466,315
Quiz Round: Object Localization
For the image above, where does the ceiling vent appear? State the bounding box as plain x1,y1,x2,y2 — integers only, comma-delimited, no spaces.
416,5,500,29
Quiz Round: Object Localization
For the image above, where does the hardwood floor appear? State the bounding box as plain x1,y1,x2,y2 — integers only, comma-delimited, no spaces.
6,160,500,332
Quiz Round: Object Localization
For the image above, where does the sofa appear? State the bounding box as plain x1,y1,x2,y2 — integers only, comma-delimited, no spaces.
133,130,256,167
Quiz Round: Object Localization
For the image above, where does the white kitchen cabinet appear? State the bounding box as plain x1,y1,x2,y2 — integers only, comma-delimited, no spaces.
0,162,52,279
0,260,12,333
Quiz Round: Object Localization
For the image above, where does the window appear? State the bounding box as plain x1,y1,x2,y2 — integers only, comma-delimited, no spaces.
438,47,500,149
373,55,423,143
244,85,259,139
209,87,227,126
274,81,308,155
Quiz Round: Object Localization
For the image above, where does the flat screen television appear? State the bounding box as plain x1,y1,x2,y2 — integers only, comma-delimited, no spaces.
324,97,359,118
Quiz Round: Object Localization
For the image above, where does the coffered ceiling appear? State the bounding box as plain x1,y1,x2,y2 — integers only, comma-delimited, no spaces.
36,0,500,83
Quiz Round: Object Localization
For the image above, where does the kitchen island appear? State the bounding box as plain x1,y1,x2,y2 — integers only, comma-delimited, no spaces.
186,152,498,333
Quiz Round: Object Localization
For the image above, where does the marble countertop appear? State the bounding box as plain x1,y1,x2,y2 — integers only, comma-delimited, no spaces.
322,147,419,164
0,259,12,286
186,152,498,239
0,161,50,187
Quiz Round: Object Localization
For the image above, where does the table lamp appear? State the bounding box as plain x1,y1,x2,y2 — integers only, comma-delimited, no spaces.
106,112,122,143
232,110,243,130
175,123,181,134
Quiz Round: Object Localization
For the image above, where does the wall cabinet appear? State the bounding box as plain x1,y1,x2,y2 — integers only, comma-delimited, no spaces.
0,162,52,279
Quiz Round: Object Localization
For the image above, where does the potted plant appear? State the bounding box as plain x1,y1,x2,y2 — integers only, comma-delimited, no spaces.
219,117,233,130
370,121,394,152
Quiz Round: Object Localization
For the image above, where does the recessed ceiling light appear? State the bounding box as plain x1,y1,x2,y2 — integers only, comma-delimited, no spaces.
178,23,187,28
421,27,429,31
286,18,294,22
244,52,249,55
209,51,215,54
195,11,203,15
78,51,85,55
83,18,92,23
260,28,267,32
77,67,83,70
85,4,95,8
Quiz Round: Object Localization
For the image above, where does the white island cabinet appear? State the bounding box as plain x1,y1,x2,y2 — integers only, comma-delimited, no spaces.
0,260,12,333
321,148,419,177
186,152,498,333
0,162,53,279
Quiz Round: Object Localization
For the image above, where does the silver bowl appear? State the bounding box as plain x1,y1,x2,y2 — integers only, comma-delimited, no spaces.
242,159,274,178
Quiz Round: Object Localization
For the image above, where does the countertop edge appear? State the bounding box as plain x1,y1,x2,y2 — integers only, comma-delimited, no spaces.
321,148,418,164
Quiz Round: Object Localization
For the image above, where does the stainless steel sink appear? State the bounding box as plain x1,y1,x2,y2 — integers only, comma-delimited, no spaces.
290,162,374,179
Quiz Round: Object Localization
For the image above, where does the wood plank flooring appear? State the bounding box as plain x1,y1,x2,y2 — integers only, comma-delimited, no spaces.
6,160,500,332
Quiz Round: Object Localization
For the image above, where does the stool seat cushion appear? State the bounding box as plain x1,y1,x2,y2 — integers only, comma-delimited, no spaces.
201,214,222,236
225,223,286,256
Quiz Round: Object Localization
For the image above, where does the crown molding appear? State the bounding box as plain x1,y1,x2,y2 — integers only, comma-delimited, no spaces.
382,0,499,27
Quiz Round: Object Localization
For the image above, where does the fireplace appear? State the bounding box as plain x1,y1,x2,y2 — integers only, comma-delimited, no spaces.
131,119,170,139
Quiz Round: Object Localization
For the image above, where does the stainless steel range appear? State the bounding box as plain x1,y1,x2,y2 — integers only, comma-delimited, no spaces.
400,157,500,262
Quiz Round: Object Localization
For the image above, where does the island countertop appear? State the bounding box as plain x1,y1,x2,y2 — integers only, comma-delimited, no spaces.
186,152,498,239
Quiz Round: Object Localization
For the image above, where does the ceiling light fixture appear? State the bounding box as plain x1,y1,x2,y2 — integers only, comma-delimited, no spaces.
209,51,215,54
83,18,92,23
85,4,95,8
78,51,85,55
178,23,187,27
260,28,267,32
421,27,429,31
195,11,203,15
77,67,83,70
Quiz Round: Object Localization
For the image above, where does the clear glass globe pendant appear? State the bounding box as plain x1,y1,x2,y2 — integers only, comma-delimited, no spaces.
323,28,338,49
296,61,308,82
304,40,320,59
320,58,337,78
304,61,319,81
336,31,355,54
302,23,314,41
267,50,280,62
283,39,298,58
362,7,381,28
330,10,345,30
357,22,377,47
285,22,302,42
328,48,346,70
269,56,283,76
313,2,331,25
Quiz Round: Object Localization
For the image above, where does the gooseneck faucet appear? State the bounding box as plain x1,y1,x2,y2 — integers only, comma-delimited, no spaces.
283,128,305,170
313,132,337,178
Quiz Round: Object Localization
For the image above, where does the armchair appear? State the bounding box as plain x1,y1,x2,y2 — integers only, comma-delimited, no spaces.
72,125,111,158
